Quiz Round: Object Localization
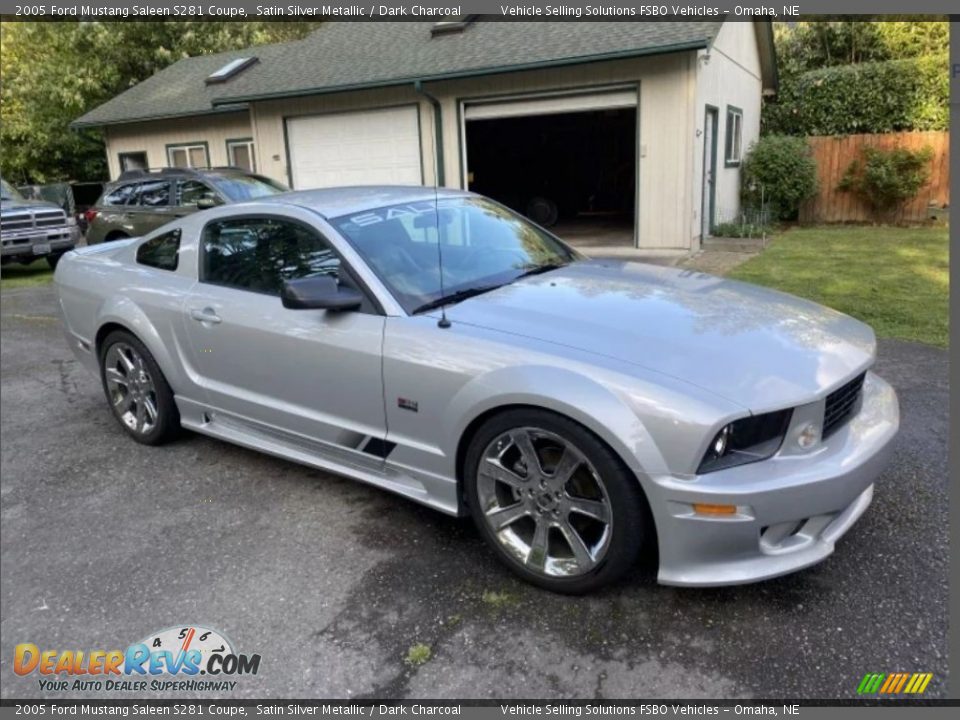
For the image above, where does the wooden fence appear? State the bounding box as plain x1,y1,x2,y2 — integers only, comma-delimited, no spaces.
798,131,949,224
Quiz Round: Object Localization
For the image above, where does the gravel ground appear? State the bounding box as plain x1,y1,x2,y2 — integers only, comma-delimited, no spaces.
0,284,949,700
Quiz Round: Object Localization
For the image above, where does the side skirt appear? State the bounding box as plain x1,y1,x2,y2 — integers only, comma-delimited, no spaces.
176,396,460,516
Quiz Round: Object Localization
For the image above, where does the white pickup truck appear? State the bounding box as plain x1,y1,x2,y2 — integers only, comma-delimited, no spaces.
1,178,81,269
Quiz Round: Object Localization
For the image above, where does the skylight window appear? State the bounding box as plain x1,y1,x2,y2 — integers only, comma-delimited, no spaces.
205,57,258,84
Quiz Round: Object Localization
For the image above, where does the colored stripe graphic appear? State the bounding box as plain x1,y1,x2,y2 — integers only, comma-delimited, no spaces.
857,673,885,694
859,672,932,694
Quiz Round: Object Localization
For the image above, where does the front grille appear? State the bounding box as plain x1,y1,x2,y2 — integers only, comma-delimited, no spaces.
34,210,67,227
0,214,33,232
0,209,68,233
822,372,866,439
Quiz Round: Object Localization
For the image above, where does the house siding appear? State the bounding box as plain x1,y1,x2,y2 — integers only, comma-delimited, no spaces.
103,112,253,180
693,20,764,240
251,54,698,251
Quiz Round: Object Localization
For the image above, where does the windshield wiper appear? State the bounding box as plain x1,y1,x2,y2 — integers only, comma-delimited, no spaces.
411,284,503,315
515,262,568,279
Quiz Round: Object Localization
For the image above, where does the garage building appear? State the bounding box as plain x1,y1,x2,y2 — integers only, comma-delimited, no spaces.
73,20,777,254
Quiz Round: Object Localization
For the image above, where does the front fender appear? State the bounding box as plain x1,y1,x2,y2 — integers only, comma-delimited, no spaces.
443,365,670,485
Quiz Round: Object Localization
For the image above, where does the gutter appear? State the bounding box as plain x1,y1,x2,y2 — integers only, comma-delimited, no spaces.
414,81,445,187
70,105,249,131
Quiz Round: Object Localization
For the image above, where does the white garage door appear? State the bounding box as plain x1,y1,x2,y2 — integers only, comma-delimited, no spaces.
286,106,422,189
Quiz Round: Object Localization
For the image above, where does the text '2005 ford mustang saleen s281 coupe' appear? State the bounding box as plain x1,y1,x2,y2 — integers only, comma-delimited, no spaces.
54,187,899,593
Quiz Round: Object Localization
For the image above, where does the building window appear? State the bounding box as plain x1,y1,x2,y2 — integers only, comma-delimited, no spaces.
167,143,209,169
118,152,148,173
226,138,256,172
725,106,743,167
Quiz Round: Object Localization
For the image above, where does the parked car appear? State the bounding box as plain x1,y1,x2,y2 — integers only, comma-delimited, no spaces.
54,187,899,593
84,167,287,245
17,180,105,236
1,177,80,269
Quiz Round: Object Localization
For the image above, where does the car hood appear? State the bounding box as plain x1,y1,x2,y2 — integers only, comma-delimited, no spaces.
1,198,64,214
443,260,876,412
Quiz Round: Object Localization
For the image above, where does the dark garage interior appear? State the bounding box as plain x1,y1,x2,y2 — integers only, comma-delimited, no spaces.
465,107,637,247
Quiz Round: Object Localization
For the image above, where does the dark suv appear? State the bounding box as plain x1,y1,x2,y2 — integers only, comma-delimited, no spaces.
85,167,288,245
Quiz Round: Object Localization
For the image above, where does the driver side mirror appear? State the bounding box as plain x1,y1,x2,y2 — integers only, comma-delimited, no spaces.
281,275,363,312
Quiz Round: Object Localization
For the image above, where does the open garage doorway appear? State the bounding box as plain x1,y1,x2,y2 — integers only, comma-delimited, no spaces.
462,89,637,249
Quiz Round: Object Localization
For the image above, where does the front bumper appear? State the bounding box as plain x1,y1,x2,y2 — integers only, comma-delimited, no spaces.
650,371,899,587
1,226,79,259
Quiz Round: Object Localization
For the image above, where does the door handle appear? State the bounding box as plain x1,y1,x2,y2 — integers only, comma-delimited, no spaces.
190,308,222,324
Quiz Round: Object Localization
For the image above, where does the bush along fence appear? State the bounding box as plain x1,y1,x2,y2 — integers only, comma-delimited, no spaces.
799,131,949,224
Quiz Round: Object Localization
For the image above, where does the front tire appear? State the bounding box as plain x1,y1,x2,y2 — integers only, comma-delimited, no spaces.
99,330,180,445
464,409,650,594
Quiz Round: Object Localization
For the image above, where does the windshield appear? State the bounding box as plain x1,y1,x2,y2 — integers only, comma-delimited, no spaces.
213,174,288,202
0,179,25,202
331,197,579,314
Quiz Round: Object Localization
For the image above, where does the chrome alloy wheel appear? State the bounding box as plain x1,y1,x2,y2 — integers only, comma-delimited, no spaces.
103,342,159,435
476,427,613,578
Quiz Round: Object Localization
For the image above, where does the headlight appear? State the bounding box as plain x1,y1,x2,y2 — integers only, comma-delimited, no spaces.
697,409,793,474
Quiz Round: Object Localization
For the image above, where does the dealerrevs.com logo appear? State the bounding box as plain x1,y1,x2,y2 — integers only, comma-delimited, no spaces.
14,625,261,693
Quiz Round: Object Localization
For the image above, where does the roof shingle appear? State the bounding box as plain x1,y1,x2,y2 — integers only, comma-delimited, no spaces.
74,21,723,128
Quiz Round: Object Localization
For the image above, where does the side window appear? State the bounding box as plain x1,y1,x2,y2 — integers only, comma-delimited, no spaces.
177,180,218,208
102,183,138,206
725,106,743,166
200,217,341,296
138,180,170,207
136,229,181,271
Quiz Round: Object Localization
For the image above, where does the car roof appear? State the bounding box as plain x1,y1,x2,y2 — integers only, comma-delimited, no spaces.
111,167,257,185
264,185,474,219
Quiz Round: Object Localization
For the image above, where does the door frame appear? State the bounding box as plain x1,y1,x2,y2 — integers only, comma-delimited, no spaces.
701,105,719,240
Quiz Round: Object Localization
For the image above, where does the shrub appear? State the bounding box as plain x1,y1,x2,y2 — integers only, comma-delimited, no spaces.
838,145,935,220
740,135,819,221
762,53,949,136
712,221,772,239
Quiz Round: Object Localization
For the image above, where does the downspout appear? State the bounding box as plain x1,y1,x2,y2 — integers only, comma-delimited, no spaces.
414,80,445,187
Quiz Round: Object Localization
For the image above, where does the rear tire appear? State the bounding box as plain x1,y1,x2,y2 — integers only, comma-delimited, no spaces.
104,232,129,242
99,330,180,445
464,408,650,594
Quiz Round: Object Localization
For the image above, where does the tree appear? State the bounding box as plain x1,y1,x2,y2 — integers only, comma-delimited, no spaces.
0,21,324,184
764,20,948,136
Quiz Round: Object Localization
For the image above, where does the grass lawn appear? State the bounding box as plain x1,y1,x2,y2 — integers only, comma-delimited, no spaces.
729,225,949,348
0,258,54,290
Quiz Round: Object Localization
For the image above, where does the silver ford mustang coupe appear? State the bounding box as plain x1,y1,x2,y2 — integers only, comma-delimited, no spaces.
54,187,899,593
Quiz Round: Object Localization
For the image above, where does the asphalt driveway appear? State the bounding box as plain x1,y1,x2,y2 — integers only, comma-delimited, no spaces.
0,284,949,699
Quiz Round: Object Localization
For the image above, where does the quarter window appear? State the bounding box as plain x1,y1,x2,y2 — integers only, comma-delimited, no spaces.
725,107,743,166
136,229,181,271
168,143,209,169
102,183,138,206
200,217,341,296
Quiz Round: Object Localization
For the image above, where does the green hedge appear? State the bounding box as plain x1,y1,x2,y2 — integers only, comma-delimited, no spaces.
763,53,948,136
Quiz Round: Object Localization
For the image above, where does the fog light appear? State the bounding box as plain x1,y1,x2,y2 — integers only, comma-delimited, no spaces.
797,422,820,449
693,503,737,516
